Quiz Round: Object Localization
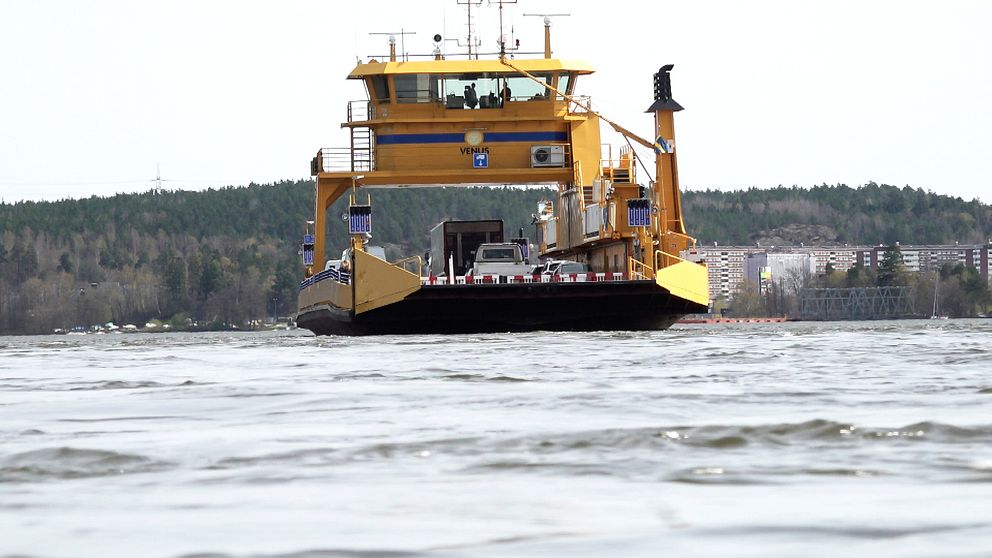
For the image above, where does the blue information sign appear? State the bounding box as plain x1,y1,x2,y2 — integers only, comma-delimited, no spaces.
348,205,372,234
627,198,651,227
473,152,489,169
302,234,315,265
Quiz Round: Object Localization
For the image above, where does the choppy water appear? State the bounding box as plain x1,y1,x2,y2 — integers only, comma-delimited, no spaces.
1,320,991,558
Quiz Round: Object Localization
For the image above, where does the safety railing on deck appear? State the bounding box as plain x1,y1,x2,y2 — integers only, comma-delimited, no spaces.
654,250,689,272
628,257,654,281
299,267,351,290
663,230,696,247
599,144,636,184
313,148,367,173
391,255,423,276
421,272,627,286
566,95,592,114
347,100,375,122
573,159,583,187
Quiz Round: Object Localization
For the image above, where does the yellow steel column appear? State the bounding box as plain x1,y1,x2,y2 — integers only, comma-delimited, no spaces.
313,179,327,274
313,177,352,273
654,111,686,235
648,65,691,258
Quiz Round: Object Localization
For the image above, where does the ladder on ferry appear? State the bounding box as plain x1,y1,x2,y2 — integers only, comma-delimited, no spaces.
351,126,374,172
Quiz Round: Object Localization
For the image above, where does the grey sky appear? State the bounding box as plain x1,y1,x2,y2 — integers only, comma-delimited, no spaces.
1,0,989,203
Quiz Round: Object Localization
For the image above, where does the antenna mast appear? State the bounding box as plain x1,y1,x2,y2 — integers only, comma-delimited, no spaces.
154,163,162,195
495,0,518,60
456,0,483,58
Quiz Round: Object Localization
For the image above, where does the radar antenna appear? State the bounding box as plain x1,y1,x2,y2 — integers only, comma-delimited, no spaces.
523,13,570,58
369,29,417,61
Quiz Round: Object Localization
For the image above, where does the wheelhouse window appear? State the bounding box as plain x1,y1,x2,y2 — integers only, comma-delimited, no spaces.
370,76,390,103
440,72,556,109
441,73,501,109
503,72,553,102
395,74,440,103
556,73,573,100
371,72,569,108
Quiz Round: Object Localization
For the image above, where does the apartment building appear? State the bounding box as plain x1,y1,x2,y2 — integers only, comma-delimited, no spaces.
683,243,991,304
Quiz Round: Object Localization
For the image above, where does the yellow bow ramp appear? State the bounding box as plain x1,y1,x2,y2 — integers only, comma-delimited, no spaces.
655,260,710,308
354,250,422,315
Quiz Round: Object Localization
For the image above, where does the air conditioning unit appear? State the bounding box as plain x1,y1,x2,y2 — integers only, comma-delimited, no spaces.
530,145,566,168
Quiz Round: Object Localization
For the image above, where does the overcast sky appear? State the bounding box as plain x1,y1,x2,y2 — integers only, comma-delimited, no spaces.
1,0,990,203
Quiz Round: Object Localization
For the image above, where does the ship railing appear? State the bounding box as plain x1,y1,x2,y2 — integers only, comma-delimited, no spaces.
574,159,582,185
347,100,374,122
653,232,698,268
567,95,592,114
600,144,636,183
601,143,614,166
391,255,423,276
366,51,547,61
665,231,696,246
299,267,351,290
315,147,373,173
599,144,617,179
628,257,654,281
654,249,690,272
661,231,696,252
420,272,627,286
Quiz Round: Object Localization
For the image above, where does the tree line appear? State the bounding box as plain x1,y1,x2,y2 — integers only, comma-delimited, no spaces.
1,180,990,334
684,182,992,246
0,181,551,334
727,245,991,319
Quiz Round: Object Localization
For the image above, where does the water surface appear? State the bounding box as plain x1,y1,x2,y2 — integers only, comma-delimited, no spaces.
2,320,991,557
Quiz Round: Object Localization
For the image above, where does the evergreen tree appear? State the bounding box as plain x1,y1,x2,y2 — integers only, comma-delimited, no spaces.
58,253,73,274
876,244,908,287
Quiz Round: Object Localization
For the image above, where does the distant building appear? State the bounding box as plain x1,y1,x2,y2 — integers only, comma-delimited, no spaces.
861,244,989,276
744,252,816,295
683,243,991,305
682,245,763,301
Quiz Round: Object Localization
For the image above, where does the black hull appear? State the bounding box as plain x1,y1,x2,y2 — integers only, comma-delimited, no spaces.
297,281,707,336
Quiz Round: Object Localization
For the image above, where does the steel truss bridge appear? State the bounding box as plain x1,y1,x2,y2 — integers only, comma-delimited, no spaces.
799,286,916,320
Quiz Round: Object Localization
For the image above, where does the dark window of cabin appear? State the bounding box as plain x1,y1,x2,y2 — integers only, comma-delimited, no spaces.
395,74,440,103
556,73,571,100
370,76,390,102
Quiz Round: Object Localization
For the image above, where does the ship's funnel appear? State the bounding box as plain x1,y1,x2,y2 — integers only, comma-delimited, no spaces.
646,64,684,112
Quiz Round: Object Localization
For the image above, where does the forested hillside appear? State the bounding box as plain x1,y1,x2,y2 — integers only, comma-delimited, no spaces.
684,182,992,246
1,180,990,334
0,181,553,334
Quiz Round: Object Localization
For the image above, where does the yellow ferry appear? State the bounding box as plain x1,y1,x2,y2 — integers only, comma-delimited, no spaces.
296,4,709,335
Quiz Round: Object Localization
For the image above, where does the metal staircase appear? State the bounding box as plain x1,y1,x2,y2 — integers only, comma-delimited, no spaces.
582,185,595,205
351,126,373,172
611,167,632,183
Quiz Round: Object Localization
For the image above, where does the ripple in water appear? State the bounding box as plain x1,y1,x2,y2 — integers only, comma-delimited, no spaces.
0,447,170,482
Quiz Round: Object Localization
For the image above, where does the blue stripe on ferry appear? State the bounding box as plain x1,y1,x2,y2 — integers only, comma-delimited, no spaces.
484,131,568,142
376,131,568,145
377,133,465,145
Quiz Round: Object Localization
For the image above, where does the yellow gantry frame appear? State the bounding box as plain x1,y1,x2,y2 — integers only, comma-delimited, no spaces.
307,50,707,308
